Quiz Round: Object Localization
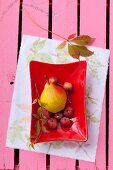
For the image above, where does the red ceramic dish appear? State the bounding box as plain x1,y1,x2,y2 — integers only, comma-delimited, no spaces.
29,60,88,143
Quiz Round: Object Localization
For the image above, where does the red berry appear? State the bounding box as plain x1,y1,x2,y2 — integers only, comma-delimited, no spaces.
63,107,74,118
47,118,58,130
54,112,63,120
41,108,51,119
60,117,71,127
49,76,58,84
63,82,73,91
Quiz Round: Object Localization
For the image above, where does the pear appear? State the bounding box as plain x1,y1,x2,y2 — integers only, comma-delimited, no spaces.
40,82,67,113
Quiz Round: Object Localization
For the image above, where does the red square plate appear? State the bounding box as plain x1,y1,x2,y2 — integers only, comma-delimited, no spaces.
29,60,88,144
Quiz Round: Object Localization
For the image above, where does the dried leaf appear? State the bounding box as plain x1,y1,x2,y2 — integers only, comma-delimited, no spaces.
33,114,40,119
30,136,37,139
72,35,95,45
56,41,66,50
32,98,38,104
41,119,47,125
37,107,42,114
68,44,79,59
73,45,94,57
37,107,47,118
29,143,35,150
68,34,76,40
37,106,44,117
55,41,68,57
42,126,49,133
35,121,41,134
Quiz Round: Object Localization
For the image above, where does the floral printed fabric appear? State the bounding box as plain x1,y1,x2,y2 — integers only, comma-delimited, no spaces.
6,35,110,162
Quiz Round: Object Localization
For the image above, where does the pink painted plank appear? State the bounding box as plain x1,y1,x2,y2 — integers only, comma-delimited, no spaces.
50,157,75,170
19,0,48,169
109,1,113,169
50,1,77,169
80,0,106,47
0,0,20,169
22,0,49,37
52,0,77,40
79,0,106,170
19,151,46,170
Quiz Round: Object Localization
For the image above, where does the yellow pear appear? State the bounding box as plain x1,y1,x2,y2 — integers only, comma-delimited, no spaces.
40,82,67,113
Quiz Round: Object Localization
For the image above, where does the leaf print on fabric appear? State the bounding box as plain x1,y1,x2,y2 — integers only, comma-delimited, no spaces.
35,53,53,63
86,86,97,105
49,51,70,64
86,108,99,124
20,116,30,123
8,115,31,145
26,54,36,65
26,39,53,64
75,142,92,160
63,141,77,149
86,55,104,79
8,120,24,144
16,104,31,113
55,43,69,57
51,141,64,149
32,38,46,52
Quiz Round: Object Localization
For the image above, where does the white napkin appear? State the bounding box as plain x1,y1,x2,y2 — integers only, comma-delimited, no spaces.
6,35,110,162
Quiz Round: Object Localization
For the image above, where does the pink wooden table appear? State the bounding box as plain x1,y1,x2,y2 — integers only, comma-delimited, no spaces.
0,0,113,169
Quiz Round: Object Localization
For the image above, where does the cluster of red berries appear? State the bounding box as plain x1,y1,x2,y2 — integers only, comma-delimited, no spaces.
41,106,74,130
49,76,73,91
39,76,74,131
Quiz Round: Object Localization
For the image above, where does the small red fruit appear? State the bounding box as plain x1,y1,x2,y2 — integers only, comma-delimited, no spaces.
63,82,73,91
63,107,74,118
47,118,58,130
49,76,58,84
54,112,63,120
41,108,51,119
60,117,71,127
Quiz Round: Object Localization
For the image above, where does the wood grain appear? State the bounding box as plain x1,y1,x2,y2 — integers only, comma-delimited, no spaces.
50,0,77,169
19,151,46,170
0,0,112,169
109,0,113,169
19,0,48,169
79,0,107,169
50,156,75,170
0,0,20,169
52,0,77,40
